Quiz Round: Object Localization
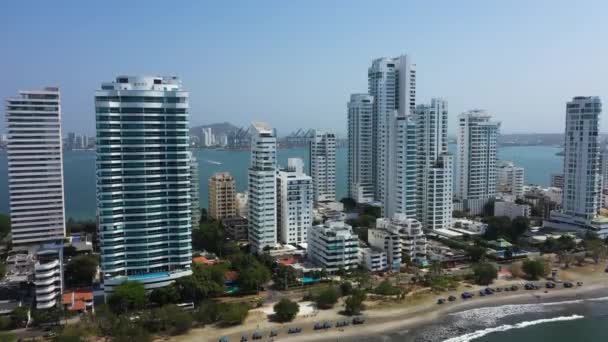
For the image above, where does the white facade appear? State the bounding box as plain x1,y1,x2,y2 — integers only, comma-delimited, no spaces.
96,76,192,293
347,94,375,203
416,99,453,230
387,114,418,218
494,201,531,220
34,245,63,309
5,88,66,245
277,158,313,245
451,219,488,235
368,55,416,212
309,130,336,204
190,152,201,227
368,225,402,272
236,192,249,218
497,161,525,198
307,221,359,273
248,122,278,252
374,214,427,266
359,247,388,272
456,110,500,213
201,127,215,147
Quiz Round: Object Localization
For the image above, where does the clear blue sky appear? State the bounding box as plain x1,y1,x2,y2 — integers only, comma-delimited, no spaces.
1,0,607,136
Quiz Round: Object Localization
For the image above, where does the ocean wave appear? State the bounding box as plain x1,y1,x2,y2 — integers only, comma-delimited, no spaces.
588,296,608,302
442,315,584,342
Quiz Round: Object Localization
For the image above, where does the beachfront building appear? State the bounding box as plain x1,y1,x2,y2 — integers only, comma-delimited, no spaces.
494,201,531,220
95,76,192,293
455,110,501,215
189,152,200,227
375,214,427,266
359,247,388,272
248,122,278,252
367,223,403,272
386,114,418,218
547,97,608,237
277,158,313,244
347,94,375,204
497,161,525,199
208,172,236,221
309,130,336,204
34,243,63,309
5,87,66,245
368,55,416,212
307,221,359,273
415,99,453,230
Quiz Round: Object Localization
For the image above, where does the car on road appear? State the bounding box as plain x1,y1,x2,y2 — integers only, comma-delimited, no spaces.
484,288,494,295
323,321,332,329
219,337,229,342
288,327,302,334
564,282,574,288
240,336,248,342
314,323,323,330
437,298,446,304
545,282,556,289
448,295,457,302
252,331,262,340
352,317,365,325
461,292,473,299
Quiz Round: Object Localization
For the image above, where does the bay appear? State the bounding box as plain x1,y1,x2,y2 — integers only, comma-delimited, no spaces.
0,145,562,220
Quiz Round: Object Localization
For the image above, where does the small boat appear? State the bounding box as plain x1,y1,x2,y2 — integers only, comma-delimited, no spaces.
205,159,222,165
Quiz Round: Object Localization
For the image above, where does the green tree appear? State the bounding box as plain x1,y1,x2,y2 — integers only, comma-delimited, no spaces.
522,258,546,280
218,303,249,325
359,215,376,228
194,301,221,324
483,216,512,241
344,289,366,316
107,281,148,314
340,281,353,296
273,298,299,322
471,263,498,285
340,198,357,212
0,264,6,280
149,285,180,306
0,332,15,342
315,287,339,309
586,239,608,264
31,307,63,326
0,214,11,239
55,326,86,342
362,205,381,218
510,216,530,241
229,254,270,292
144,305,192,335
174,263,225,302
65,255,98,287
272,264,297,290
373,280,401,296
9,307,28,329
467,246,487,262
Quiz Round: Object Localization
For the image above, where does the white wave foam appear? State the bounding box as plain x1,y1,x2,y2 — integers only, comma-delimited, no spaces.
588,296,608,302
442,315,584,342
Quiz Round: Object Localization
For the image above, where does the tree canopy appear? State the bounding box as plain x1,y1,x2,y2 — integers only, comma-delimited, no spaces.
344,289,366,316
273,298,299,322
65,255,98,287
315,287,340,309
107,281,148,314
522,258,546,280
471,263,498,285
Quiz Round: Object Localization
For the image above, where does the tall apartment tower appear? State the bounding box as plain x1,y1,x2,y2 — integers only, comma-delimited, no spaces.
497,161,525,199
309,130,336,204
208,172,236,220
5,87,66,245
368,54,416,211
248,122,278,252
277,158,313,244
95,76,192,293
416,99,453,230
347,94,375,204
549,97,603,230
189,152,201,227
456,110,500,215
386,114,418,218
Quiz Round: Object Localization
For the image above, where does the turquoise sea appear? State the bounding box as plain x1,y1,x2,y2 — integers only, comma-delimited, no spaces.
0,145,563,220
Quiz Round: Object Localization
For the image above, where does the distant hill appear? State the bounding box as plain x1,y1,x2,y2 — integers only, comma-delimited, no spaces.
189,122,240,136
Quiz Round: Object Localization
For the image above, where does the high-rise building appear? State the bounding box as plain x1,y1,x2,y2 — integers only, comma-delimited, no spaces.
95,76,192,293
415,99,453,230
309,130,336,204
386,114,418,218
550,173,564,189
5,87,66,245
248,122,277,252
347,94,375,204
277,158,313,244
456,110,500,215
189,152,201,227
548,97,606,236
497,161,525,199
208,172,236,221
368,55,416,211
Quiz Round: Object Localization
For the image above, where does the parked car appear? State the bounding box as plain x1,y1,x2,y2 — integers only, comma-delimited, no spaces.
323,321,332,329
484,288,494,295
252,331,262,340
240,336,248,342
511,285,519,291
352,317,365,325
314,323,323,330
448,295,457,302
437,298,446,304
270,330,278,337
461,292,473,299
545,282,556,289
288,327,302,334
563,282,574,288
219,337,229,342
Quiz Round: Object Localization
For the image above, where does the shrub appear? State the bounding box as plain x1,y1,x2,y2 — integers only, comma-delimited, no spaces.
471,263,498,285
218,303,249,325
522,258,546,280
315,287,340,309
344,290,366,316
373,280,401,296
273,298,299,322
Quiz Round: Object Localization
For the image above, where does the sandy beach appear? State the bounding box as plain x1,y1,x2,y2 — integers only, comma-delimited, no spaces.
170,265,608,342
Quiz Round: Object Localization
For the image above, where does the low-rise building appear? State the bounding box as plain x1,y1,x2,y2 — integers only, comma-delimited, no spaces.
550,173,564,189
451,219,488,235
494,201,531,219
34,244,63,310
222,216,249,242
62,288,94,313
359,247,388,272
372,214,427,268
307,221,359,273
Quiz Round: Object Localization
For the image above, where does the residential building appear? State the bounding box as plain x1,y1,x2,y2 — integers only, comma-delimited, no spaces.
95,76,192,293
201,127,214,147
368,55,416,212
386,114,418,218
34,243,63,309
455,110,501,215
347,94,375,204
248,122,278,251
494,201,531,220
277,158,313,245
190,152,201,227
309,130,336,204
375,214,427,265
451,219,488,235
547,97,607,237
551,173,564,189
359,247,388,272
62,289,94,313
5,87,66,245
368,223,402,272
235,192,249,218
208,172,236,220
497,161,525,198
415,99,453,230
221,216,248,242
307,221,359,273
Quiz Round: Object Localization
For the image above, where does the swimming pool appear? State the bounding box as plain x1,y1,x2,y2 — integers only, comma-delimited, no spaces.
129,272,170,280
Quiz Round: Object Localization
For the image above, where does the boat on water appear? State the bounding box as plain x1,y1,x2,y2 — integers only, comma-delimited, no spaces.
205,160,222,165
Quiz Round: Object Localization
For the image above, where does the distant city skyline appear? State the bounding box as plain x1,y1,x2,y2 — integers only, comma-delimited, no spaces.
1,1,607,136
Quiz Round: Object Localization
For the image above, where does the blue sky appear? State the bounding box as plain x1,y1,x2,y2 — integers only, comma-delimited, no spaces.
1,0,607,136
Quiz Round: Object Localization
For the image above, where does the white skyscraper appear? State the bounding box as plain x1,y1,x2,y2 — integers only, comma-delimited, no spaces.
416,99,453,230
5,87,66,245
386,114,418,218
497,161,525,199
347,94,375,204
248,122,278,251
277,158,313,244
456,110,500,215
548,97,605,236
368,55,416,211
309,130,336,204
